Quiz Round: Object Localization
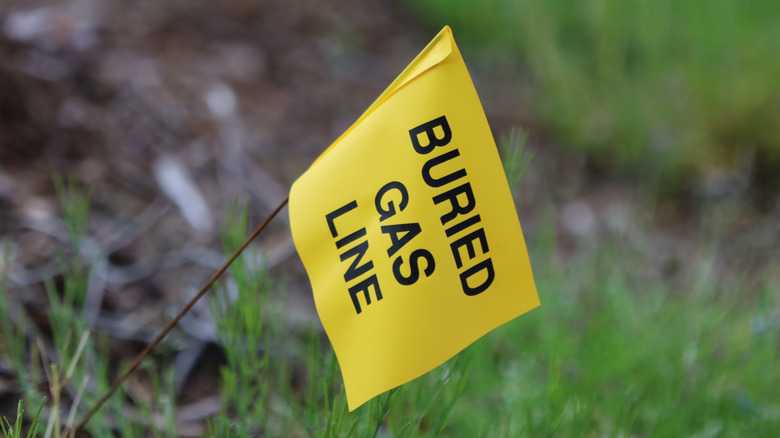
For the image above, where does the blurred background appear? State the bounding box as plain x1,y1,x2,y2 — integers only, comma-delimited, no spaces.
1,0,778,435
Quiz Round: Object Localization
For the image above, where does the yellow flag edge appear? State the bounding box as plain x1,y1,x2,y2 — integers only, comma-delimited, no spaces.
311,26,454,166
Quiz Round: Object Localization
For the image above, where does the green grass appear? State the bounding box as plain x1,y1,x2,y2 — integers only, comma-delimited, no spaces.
0,399,44,438
2,166,779,435
1,179,169,437
405,0,780,191
451,244,780,436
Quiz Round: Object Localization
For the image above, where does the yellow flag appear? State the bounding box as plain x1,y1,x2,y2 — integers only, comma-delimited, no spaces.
289,26,539,410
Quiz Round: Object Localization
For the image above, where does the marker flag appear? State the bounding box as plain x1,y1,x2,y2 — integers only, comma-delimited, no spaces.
288,26,540,410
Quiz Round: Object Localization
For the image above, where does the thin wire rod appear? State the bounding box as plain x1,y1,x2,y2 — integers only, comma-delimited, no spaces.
69,196,289,435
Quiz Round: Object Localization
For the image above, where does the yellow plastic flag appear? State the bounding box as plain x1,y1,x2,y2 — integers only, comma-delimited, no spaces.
289,26,539,410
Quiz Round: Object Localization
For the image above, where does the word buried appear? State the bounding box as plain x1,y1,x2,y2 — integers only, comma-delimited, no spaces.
326,115,495,314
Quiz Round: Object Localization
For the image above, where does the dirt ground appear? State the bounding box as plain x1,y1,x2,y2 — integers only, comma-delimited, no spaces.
1,0,778,432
